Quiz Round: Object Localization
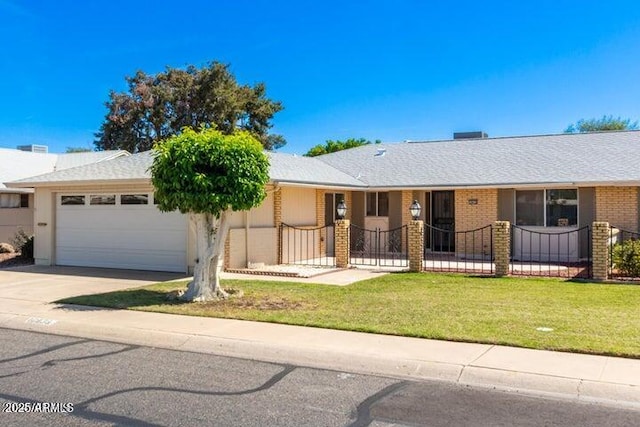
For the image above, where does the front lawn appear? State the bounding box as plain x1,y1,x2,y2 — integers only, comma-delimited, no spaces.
58,273,640,358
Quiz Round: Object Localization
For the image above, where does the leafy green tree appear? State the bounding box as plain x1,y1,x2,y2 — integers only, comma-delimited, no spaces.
96,62,285,153
150,128,270,301
564,116,638,133
304,138,381,157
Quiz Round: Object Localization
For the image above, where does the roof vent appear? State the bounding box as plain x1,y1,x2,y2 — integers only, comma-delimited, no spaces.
374,148,386,157
453,131,488,140
17,144,48,153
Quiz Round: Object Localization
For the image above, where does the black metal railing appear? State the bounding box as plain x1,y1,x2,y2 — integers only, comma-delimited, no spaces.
423,224,494,275
280,223,335,267
510,225,592,278
609,227,640,280
349,224,408,267
378,225,409,267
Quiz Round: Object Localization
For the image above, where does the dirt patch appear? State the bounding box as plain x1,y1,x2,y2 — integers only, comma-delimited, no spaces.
206,295,315,311
0,253,34,269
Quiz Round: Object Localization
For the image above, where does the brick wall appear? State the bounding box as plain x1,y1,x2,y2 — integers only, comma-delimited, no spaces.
401,190,413,226
595,187,639,232
455,189,498,257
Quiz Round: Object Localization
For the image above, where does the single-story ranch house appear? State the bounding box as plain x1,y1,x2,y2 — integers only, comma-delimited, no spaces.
0,145,127,243
5,130,640,273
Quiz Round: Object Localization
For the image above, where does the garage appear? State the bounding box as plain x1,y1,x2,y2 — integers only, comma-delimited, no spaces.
55,192,187,272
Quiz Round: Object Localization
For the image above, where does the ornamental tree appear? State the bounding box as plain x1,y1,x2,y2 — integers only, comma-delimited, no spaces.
150,127,269,301
95,62,285,152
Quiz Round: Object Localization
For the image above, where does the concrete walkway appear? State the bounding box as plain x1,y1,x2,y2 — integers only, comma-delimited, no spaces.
0,265,639,409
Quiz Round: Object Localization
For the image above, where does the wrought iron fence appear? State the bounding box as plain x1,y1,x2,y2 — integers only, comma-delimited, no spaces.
608,227,640,280
280,223,335,267
349,224,408,267
378,226,409,267
510,225,592,278
423,224,494,275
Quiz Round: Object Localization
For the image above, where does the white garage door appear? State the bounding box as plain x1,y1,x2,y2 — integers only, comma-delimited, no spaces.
56,193,187,272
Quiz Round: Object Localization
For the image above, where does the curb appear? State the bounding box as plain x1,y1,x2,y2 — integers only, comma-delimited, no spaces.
1,305,639,410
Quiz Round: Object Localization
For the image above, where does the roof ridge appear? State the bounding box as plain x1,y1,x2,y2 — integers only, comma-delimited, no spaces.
404,129,640,144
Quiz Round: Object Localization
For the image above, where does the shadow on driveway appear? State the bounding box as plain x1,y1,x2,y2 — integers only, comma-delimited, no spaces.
5,265,188,282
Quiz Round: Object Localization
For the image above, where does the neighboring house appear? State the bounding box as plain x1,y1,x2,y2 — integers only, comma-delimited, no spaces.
6,130,640,273
0,145,128,244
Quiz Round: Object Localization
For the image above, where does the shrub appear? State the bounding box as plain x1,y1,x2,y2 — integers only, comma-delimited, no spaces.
0,243,14,253
611,239,640,277
11,229,34,259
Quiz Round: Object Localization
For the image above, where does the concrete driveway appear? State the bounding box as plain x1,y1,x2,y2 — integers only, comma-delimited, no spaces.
0,265,189,303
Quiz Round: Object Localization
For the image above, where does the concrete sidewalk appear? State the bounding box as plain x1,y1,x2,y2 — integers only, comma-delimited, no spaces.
0,265,639,409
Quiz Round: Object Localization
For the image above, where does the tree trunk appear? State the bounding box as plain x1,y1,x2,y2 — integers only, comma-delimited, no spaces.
181,211,230,302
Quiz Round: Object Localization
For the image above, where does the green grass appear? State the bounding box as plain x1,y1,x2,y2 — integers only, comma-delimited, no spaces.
57,273,640,358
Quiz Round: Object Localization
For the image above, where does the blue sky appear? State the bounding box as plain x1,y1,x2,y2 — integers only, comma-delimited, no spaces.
1,1,640,154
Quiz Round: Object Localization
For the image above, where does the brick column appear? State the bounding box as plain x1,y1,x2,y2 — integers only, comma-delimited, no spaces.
274,188,283,264
408,220,424,272
401,191,413,226
493,221,510,277
335,219,350,268
592,221,610,281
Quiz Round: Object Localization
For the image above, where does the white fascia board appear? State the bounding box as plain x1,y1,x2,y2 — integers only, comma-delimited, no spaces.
270,180,367,191
5,178,151,188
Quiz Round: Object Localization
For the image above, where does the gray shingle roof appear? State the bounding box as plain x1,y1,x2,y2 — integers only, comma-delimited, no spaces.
0,149,128,188
316,131,640,188
9,151,153,185
8,131,640,189
9,151,367,188
267,152,366,187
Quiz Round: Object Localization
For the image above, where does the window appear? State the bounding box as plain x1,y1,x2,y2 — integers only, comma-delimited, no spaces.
20,194,29,208
516,189,577,227
121,194,149,205
366,192,389,217
90,195,115,205
61,195,85,205
546,189,578,227
0,194,20,208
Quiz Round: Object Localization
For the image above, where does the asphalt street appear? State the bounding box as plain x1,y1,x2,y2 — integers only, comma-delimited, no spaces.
1,328,639,427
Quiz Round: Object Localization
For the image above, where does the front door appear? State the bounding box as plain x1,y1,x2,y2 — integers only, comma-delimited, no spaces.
430,191,455,251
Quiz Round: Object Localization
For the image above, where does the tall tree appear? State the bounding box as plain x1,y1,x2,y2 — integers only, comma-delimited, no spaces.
564,116,638,133
304,138,381,157
150,127,269,301
95,62,285,152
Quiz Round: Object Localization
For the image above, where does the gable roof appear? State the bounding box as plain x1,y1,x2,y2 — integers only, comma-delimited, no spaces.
0,148,128,189
6,130,640,190
7,151,367,188
316,130,640,188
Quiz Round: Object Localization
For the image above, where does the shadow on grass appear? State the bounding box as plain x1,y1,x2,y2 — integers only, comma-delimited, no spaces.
56,289,188,310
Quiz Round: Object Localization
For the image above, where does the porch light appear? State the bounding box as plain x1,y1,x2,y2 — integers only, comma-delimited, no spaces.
336,200,347,219
410,200,421,220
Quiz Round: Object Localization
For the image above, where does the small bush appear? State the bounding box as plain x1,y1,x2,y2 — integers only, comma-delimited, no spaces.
611,239,640,277
0,243,14,253
11,229,34,259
